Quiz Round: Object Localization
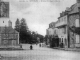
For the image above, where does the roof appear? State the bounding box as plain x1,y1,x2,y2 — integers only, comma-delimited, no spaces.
0,26,19,34
55,24,67,28
69,3,80,14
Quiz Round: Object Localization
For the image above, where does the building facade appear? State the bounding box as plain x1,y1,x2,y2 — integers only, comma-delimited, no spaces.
55,13,68,48
0,20,20,48
46,0,80,48
68,1,80,48
0,27,19,45
46,22,56,37
0,1,21,48
55,0,80,48
46,22,59,47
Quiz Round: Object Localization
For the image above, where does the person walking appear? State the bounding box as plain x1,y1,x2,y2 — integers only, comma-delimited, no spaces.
39,43,41,47
30,44,33,50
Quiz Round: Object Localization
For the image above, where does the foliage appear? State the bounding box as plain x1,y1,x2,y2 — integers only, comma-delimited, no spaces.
15,18,30,43
15,18,20,32
14,18,44,44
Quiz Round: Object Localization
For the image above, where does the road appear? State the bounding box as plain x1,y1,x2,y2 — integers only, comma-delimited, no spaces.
0,44,80,60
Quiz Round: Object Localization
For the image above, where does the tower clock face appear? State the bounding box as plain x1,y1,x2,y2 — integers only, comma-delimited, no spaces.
0,2,9,18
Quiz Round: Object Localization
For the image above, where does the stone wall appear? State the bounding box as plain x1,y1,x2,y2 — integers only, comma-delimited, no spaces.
69,14,80,47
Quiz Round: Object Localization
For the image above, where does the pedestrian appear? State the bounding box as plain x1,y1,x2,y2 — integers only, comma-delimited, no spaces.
30,44,33,50
20,45,22,48
39,44,41,47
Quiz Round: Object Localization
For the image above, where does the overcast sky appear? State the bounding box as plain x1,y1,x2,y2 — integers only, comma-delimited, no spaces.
1,0,76,36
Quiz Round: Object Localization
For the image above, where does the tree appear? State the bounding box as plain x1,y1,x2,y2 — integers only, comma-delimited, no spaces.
20,18,28,32
15,18,20,32
45,35,48,45
20,18,28,43
36,34,44,43
15,18,44,44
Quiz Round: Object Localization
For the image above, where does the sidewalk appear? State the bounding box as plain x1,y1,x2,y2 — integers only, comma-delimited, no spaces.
0,47,23,51
0,45,23,51
53,47,80,52
44,45,80,52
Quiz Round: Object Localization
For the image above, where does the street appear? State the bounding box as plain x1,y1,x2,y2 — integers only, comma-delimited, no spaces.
0,44,80,60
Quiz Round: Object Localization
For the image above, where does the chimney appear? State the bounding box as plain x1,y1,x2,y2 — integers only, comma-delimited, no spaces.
77,0,80,3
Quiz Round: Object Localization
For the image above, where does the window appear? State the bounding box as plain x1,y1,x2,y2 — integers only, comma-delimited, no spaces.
63,28,66,34
75,19,79,27
72,32,74,36
62,38,63,43
76,35,79,43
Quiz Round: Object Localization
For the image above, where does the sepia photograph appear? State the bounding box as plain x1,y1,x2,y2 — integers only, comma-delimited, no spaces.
0,0,80,60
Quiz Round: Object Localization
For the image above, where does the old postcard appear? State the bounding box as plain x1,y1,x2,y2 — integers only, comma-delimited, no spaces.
0,0,80,60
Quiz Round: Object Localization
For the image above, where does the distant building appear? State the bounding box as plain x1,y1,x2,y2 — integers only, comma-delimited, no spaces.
47,22,56,37
46,22,59,46
49,22,55,28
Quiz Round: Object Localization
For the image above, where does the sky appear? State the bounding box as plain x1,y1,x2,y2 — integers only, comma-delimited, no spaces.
0,0,76,36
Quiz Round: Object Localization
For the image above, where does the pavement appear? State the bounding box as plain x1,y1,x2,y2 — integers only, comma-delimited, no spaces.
0,45,23,51
0,44,80,52
0,44,80,60
50,47,80,52
46,44,80,52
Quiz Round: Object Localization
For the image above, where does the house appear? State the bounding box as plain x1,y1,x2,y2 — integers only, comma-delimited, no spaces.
46,27,54,46
55,12,68,48
67,0,80,48
46,0,80,48
53,0,80,48
0,26,19,46
55,0,80,48
46,22,59,47
0,20,20,48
